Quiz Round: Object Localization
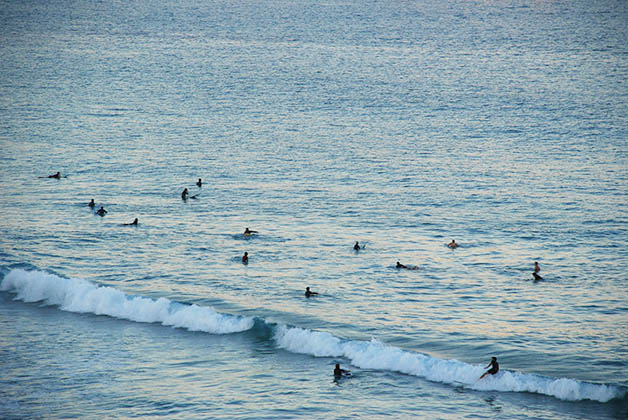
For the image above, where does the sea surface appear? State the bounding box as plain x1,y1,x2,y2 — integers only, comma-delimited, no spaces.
1,0,627,418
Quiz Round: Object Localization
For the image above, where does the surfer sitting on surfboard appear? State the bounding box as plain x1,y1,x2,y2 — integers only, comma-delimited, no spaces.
533,261,543,281
479,357,499,379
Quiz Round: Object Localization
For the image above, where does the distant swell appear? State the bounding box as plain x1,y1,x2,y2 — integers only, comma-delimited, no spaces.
1,268,254,334
273,325,624,403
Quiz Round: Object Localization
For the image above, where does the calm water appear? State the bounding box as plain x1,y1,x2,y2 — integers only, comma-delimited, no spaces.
1,0,627,418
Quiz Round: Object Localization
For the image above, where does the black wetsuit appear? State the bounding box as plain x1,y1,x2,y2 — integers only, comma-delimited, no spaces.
487,359,499,375
334,367,349,377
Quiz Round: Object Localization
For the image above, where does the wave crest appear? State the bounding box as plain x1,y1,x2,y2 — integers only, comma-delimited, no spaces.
273,324,624,403
1,268,254,335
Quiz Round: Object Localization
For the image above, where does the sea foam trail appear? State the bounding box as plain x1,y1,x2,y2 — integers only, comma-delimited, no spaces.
273,325,624,403
1,268,254,334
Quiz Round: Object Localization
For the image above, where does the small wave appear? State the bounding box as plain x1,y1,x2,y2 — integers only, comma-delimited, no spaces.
0,268,254,334
272,325,624,403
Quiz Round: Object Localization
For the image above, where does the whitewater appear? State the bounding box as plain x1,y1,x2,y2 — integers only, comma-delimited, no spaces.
2,268,623,405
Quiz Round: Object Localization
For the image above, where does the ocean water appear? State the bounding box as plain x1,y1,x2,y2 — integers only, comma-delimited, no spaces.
1,0,627,418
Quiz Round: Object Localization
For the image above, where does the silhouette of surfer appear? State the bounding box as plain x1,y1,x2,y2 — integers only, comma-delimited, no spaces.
242,252,248,264
96,206,107,217
196,178,202,187
533,261,543,281
123,218,138,226
334,364,351,378
244,228,258,236
39,171,61,179
181,188,189,200
354,241,364,251
480,357,499,379
448,239,459,249
88,199,95,209
305,287,318,298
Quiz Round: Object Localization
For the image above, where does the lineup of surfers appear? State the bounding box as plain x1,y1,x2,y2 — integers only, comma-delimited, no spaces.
46,172,533,381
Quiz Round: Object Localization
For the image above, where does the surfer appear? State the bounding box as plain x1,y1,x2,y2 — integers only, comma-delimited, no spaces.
305,287,318,298
334,364,351,378
96,206,107,217
181,188,189,200
88,199,95,209
353,241,361,251
244,228,258,236
448,239,459,249
242,252,248,264
479,357,499,379
123,218,138,226
196,178,202,187
396,261,418,270
533,261,543,281
40,171,61,179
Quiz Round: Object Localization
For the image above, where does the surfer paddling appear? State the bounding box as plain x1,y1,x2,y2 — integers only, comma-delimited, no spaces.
479,357,499,379
123,218,138,226
244,228,258,236
40,171,61,179
396,261,418,270
448,239,459,249
305,287,318,298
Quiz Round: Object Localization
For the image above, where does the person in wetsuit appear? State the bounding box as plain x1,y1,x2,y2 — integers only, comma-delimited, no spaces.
244,228,258,236
124,218,138,226
334,363,350,377
96,206,107,216
88,199,95,208
196,178,202,187
396,261,408,269
480,357,499,379
448,239,459,249
354,241,361,251
242,252,248,264
533,261,543,281
181,188,189,200
305,287,318,298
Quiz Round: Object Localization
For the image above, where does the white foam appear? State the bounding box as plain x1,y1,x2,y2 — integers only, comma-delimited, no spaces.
1,268,254,334
273,325,624,403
